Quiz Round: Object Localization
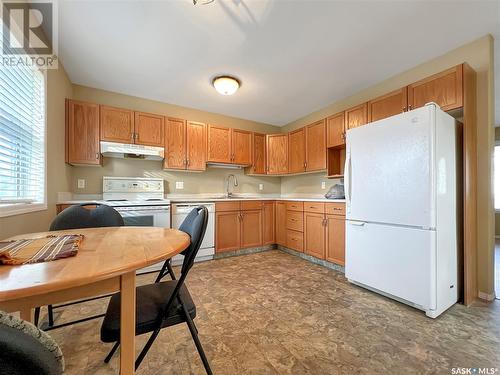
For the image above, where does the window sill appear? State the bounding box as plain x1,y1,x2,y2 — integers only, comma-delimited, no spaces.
0,203,47,218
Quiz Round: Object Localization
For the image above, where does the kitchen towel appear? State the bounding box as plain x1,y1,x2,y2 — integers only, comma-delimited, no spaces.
0,235,83,265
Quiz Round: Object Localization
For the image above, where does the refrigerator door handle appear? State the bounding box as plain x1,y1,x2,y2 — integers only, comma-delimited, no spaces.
344,150,352,212
348,220,366,226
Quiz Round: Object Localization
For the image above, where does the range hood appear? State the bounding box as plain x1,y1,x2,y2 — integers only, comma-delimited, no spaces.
100,141,164,160
206,162,247,169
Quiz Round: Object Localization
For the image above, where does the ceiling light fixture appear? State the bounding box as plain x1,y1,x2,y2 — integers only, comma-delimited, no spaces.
212,76,240,96
193,0,215,5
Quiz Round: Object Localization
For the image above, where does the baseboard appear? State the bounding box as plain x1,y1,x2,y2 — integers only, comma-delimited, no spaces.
478,291,496,301
277,245,345,273
214,245,275,259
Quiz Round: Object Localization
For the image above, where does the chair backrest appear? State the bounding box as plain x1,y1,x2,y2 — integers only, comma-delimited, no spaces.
0,311,64,375
160,206,208,318
50,203,124,231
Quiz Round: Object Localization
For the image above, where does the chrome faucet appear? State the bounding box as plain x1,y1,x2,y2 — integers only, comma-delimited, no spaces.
225,174,238,198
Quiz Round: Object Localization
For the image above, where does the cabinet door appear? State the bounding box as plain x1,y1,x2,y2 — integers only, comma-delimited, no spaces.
368,88,408,122
275,201,287,246
266,134,288,174
407,65,463,112
164,118,186,170
306,119,326,171
326,112,345,148
134,112,164,147
326,214,345,265
66,99,100,165
100,105,134,144
345,103,368,130
250,133,266,174
288,128,306,173
207,125,232,163
262,201,275,245
241,210,263,249
186,121,206,171
304,213,326,259
232,129,252,165
215,211,241,253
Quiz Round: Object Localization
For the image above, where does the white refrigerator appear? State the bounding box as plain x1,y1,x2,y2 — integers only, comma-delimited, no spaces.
344,103,459,318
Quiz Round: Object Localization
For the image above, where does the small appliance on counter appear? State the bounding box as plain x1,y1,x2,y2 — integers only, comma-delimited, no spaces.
324,182,345,199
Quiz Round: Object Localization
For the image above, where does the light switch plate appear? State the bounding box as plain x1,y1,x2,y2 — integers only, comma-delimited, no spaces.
321,181,326,189
258,183,264,191
77,179,85,189
176,181,184,190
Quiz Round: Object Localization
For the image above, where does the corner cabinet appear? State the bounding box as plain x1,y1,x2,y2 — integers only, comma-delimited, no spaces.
66,99,100,166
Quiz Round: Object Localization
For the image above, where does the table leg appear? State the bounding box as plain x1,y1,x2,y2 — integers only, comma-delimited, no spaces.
19,307,32,323
120,272,136,375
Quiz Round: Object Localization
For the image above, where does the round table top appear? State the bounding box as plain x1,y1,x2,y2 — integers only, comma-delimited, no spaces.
0,227,190,301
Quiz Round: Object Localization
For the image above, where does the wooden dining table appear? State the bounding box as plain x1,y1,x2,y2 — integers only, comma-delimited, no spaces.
0,226,190,375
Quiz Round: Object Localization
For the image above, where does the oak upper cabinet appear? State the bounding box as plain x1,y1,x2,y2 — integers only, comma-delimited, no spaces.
305,119,326,171
368,87,408,123
241,209,263,248
232,129,252,165
207,125,232,163
215,210,241,253
262,201,275,245
288,128,306,173
100,105,134,144
345,103,368,130
275,201,287,246
327,112,346,148
266,134,288,174
407,65,463,112
304,212,326,259
165,119,207,171
134,112,164,147
248,133,266,174
325,215,345,266
66,99,100,166
164,118,186,170
186,121,207,171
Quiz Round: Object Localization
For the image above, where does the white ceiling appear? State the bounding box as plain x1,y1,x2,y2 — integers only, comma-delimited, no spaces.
58,1,500,126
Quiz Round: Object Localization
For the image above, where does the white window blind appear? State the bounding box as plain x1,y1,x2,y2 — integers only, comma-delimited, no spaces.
0,63,46,213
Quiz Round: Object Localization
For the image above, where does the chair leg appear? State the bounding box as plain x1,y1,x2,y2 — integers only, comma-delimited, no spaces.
154,260,169,283
34,307,41,326
166,260,176,280
135,328,161,370
104,342,120,363
48,305,54,327
182,304,213,375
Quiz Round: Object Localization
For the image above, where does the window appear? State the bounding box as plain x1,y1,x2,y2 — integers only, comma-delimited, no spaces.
0,65,46,217
496,145,500,211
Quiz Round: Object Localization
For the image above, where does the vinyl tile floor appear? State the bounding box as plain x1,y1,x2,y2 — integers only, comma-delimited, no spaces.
44,250,500,375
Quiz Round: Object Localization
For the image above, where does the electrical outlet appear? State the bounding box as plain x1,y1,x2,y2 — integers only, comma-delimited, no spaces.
175,181,184,190
77,179,85,189
258,183,264,191
321,181,326,189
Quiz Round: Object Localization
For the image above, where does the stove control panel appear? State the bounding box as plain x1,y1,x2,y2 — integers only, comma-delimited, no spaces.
103,177,164,193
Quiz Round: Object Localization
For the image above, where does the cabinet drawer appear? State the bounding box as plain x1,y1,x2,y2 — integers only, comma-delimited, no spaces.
304,202,325,213
286,230,304,252
285,201,304,211
286,211,303,232
215,201,241,212
325,203,345,216
241,200,263,210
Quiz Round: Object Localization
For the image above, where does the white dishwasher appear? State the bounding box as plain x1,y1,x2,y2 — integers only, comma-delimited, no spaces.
171,203,215,265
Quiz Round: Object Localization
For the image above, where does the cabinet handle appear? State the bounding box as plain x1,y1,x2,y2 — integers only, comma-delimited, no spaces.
402,107,407,112
408,105,412,110
95,153,99,159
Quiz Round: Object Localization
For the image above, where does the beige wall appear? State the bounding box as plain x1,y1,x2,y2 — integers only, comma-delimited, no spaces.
0,67,74,239
281,35,496,296
73,85,279,134
72,158,281,195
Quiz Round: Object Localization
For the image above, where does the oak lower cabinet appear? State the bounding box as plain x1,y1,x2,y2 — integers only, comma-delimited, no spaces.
215,211,241,253
304,212,326,259
262,201,275,245
325,214,345,266
241,209,263,248
66,99,100,166
275,201,287,246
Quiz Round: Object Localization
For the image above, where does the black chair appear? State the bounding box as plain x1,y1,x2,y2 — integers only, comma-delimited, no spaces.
34,203,124,330
154,207,200,283
0,310,64,375
100,206,212,374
